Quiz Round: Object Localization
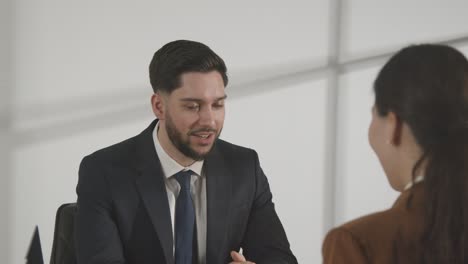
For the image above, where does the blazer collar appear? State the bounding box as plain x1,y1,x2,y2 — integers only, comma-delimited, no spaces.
134,120,175,264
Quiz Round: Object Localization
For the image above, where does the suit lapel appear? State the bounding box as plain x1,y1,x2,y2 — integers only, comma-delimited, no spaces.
134,120,174,264
205,144,232,263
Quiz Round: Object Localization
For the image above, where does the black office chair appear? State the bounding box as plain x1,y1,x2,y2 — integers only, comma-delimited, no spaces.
50,203,77,264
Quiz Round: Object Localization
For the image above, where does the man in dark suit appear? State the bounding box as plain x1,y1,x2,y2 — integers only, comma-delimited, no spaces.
75,40,297,264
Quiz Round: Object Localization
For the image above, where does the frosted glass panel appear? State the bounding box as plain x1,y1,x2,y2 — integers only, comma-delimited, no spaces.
335,67,399,225
343,0,468,58
13,0,329,109
222,80,327,263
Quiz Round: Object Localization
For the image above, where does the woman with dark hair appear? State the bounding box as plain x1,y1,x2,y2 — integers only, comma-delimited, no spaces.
322,44,468,264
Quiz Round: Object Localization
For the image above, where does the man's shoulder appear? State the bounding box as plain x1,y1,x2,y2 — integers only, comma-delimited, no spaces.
83,134,140,164
83,120,156,164
215,138,257,157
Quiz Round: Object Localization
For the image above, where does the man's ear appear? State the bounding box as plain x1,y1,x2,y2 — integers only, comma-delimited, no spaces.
388,111,403,146
151,93,165,120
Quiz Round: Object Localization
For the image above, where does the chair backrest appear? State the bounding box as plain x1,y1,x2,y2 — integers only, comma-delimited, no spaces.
50,203,77,264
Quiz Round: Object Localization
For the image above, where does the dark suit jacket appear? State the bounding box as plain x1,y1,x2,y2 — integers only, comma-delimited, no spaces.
75,120,297,264
322,184,425,264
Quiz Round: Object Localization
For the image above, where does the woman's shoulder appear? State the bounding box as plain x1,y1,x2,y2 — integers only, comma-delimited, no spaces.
323,192,424,263
339,207,406,238
324,207,404,250
322,224,370,263
330,185,425,244
322,209,409,263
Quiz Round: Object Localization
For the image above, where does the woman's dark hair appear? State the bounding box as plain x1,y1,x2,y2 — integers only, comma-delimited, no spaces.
149,39,228,94
374,44,468,263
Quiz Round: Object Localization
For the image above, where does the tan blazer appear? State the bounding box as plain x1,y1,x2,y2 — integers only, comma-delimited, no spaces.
322,184,425,264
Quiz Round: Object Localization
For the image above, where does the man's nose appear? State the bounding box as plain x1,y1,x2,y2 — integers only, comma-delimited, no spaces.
198,106,215,127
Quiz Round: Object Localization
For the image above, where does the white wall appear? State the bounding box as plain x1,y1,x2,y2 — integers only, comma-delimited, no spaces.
0,0,13,262
342,0,468,60
3,1,468,263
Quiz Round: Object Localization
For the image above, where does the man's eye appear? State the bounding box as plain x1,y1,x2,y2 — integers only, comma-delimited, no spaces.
186,104,200,110
214,100,225,108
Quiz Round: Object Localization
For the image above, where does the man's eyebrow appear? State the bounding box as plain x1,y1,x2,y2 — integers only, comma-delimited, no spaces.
179,95,228,102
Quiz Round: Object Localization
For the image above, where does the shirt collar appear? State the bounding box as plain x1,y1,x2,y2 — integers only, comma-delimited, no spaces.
153,122,204,179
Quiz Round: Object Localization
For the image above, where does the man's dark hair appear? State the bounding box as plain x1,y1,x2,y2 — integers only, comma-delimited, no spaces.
149,40,228,94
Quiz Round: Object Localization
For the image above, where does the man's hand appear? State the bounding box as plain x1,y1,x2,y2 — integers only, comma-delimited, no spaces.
229,251,256,264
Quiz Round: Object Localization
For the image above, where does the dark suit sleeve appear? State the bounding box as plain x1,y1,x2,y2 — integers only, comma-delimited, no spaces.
241,151,298,264
322,227,369,264
75,155,127,264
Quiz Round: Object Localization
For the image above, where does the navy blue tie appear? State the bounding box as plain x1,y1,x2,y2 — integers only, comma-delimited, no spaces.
174,170,195,264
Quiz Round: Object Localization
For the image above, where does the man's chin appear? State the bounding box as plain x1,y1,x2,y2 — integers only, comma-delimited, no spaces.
189,144,216,160
192,149,212,160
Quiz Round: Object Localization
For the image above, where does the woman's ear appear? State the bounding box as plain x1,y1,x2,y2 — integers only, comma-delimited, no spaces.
151,93,165,120
388,111,403,146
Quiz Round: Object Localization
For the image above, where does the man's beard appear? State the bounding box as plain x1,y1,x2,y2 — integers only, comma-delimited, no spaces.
165,114,221,161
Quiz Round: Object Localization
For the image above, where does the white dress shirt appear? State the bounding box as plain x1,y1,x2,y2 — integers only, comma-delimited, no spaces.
153,123,207,264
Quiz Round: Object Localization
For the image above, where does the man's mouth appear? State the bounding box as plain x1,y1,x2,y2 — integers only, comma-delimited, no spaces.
190,129,217,138
193,133,210,139
190,130,217,145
